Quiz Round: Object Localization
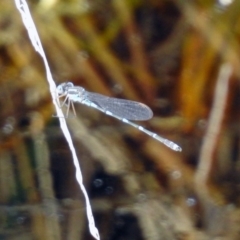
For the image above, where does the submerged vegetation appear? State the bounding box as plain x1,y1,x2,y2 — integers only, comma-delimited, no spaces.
0,0,240,239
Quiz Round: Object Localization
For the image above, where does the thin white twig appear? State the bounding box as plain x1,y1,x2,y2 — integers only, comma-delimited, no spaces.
195,63,232,186
14,1,100,239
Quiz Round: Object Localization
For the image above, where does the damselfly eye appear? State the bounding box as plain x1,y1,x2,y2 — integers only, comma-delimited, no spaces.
66,82,74,88
56,85,65,95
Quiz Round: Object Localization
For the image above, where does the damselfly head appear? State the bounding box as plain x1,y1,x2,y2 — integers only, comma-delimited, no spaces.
56,82,74,95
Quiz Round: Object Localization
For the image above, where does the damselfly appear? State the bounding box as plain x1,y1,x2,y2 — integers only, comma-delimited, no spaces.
55,82,182,151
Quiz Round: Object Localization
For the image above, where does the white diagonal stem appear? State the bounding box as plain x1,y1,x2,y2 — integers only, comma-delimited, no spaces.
14,0,100,239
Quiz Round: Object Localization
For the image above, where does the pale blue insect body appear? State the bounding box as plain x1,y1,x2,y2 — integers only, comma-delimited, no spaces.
56,82,182,152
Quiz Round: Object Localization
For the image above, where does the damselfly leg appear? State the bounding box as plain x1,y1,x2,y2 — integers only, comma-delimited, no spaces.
54,90,76,118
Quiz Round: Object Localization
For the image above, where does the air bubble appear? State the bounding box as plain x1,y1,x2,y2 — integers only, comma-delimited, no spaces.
2,123,13,134
93,179,103,188
105,186,114,195
186,197,196,207
171,170,182,179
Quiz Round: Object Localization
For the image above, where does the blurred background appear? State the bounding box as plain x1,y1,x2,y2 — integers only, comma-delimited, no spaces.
1,0,240,239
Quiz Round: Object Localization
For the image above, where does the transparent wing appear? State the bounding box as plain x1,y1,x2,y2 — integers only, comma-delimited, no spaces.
85,92,153,121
